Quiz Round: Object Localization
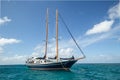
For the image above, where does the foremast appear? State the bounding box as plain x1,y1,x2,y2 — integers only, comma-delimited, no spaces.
44,8,48,59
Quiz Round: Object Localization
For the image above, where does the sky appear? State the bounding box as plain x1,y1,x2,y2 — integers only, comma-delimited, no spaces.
0,0,120,64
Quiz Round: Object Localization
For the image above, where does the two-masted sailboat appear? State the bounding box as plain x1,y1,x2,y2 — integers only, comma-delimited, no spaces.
26,9,85,70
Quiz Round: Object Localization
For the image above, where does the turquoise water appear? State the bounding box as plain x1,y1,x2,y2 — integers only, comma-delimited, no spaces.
0,64,120,80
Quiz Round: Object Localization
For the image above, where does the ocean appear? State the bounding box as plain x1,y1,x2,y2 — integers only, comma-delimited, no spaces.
0,63,120,80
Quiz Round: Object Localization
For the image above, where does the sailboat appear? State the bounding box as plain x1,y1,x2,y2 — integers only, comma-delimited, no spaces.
26,9,85,70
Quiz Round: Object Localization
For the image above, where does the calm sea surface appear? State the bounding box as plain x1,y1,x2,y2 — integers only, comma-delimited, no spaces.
0,63,120,80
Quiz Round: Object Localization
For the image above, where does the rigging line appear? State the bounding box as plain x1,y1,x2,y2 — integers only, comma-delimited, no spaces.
60,59,69,71
58,13,86,58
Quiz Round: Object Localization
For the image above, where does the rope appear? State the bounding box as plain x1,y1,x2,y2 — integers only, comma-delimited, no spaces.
60,59,69,71
58,13,86,59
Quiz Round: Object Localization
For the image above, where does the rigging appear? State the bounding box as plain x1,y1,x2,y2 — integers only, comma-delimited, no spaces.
58,13,86,59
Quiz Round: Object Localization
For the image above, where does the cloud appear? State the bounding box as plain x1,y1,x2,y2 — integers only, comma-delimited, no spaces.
31,44,45,57
0,47,3,54
86,3,119,35
0,54,27,64
0,16,11,25
80,34,109,47
86,20,114,35
81,54,120,63
31,40,74,58
108,3,120,19
81,24,120,47
0,37,21,54
59,48,73,57
0,38,21,46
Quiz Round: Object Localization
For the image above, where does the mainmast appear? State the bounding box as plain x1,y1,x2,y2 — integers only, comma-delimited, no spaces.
56,9,58,62
44,8,48,59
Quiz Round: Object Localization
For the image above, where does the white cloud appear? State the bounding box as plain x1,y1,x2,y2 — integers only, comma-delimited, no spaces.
59,48,73,57
81,54,120,63
86,20,114,35
0,37,21,54
108,3,120,19
0,54,27,64
31,44,45,57
86,3,120,35
81,25,120,47
0,16,11,25
80,34,109,47
0,47,3,54
31,41,74,58
0,38,20,46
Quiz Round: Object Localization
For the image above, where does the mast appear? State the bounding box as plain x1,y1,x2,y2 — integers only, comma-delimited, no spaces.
56,9,58,62
44,8,48,59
